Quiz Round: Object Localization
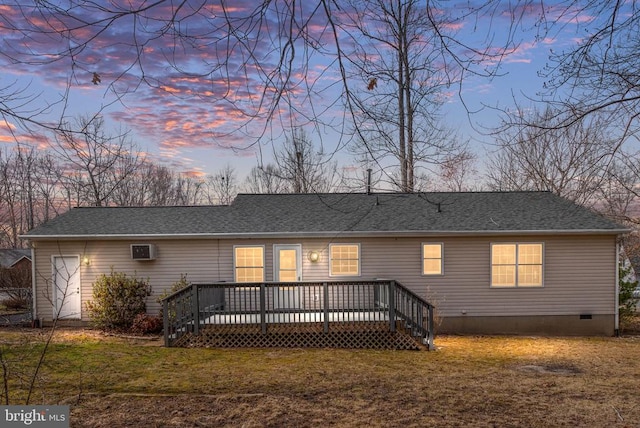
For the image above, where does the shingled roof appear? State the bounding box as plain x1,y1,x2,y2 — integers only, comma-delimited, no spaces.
0,249,31,268
22,191,628,240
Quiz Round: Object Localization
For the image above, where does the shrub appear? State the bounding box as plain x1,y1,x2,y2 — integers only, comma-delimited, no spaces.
0,267,32,309
157,274,191,304
619,263,640,322
130,313,163,335
1,295,30,311
156,274,192,325
86,270,151,331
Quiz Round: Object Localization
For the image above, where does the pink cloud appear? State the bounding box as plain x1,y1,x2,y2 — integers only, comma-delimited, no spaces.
182,169,206,179
1,0,335,129
0,123,50,149
4,0,573,178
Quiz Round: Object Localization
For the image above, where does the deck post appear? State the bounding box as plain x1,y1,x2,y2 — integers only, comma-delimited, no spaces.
260,283,266,334
323,282,329,333
426,304,435,350
163,298,169,347
192,283,200,335
388,281,396,332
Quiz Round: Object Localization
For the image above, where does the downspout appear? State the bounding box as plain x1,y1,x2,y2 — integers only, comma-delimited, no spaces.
614,240,620,336
30,243,38,327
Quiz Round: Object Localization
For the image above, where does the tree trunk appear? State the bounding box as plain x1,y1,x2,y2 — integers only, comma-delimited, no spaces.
397,35,407,192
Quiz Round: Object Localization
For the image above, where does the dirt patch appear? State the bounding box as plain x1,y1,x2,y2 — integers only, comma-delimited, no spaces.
0,326,163,346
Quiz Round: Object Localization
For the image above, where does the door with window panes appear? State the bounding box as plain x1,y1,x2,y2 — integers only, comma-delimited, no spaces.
273,244,302,309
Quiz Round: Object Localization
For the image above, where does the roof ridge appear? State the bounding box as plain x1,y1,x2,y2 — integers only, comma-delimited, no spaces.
235,190,552,196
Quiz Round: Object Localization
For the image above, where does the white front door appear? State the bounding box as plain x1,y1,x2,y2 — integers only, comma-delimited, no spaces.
274,245,302,309
53,255,82,319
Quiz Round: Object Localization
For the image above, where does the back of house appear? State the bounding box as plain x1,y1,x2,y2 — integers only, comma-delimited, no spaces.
22,191,628,336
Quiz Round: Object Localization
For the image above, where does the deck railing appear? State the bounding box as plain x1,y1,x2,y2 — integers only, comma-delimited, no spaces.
162,280,434,350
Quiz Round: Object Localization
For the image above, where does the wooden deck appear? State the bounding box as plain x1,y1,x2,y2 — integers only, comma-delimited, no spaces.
163,280,435,350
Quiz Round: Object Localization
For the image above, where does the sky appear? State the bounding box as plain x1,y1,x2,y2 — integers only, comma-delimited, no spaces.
0,1,596,183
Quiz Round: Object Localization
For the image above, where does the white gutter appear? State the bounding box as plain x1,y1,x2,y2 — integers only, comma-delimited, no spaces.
615,241,621,335
21,228,631,241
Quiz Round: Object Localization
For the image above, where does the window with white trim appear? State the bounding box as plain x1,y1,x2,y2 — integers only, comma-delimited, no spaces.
329,244,360,276
234,246,265,282
491,243,543,287
422,243,443,275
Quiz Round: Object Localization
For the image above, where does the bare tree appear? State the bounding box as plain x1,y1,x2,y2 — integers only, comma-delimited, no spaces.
0,1,527,156
272,128,339,193
595,159,640,224
53,116,144,207
532,2,640,138
173,174,205,205
33,151,67,223
0,149,24,248
0,146,66,248
206,164,238,205
494,2,640,223
109,162,152,207
110,162,188,207
437,151,479,192
486,107,622,208
145,165,182,206
243,165,289,194
341,0,471,192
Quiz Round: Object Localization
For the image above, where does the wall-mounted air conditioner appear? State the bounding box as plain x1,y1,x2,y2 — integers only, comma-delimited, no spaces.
131,244,157,261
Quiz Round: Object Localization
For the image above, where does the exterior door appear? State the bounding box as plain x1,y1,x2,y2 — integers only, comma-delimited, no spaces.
273,245,302,309
53,255,82,319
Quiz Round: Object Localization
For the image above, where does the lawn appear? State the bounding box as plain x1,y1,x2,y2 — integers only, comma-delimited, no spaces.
1,328,639,427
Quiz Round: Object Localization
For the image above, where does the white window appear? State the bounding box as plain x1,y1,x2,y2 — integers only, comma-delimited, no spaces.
329,244,360,276
491,243,543,287
422,243,443,275
234,246,265,282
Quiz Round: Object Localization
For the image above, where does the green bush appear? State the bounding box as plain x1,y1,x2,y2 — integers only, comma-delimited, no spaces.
156,274,192,323
86,269,151,331
619,264,639,322
157,273,191,304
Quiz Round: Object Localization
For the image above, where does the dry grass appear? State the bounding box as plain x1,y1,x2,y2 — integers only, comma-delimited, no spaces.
621,313,640,335
1,327,640,427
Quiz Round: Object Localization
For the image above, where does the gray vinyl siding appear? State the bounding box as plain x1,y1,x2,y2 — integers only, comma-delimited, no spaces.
31,234,617,322
356,235,616,317
33,240,226,322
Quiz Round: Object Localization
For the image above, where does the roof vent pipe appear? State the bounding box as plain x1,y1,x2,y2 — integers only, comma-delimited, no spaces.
366,168,372,195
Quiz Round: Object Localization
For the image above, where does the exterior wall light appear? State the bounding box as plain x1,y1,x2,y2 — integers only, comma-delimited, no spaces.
82,256,91,266
308,251,320,263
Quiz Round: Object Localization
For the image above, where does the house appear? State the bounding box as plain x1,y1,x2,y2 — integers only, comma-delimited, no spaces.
0,248,32,308
21,191,629,345
0,248,31,272
0,248,32,288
